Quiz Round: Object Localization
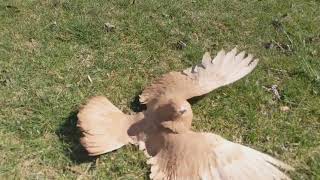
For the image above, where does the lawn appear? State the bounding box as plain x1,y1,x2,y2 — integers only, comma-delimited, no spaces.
0,0,319,179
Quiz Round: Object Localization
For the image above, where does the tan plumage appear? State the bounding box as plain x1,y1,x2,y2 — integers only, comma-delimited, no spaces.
140,48,258,106
146,132,293,180
77,96,136,155
77,48,293,179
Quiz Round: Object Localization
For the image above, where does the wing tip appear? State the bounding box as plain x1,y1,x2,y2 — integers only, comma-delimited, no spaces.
231,47,238,54
267,157,295,171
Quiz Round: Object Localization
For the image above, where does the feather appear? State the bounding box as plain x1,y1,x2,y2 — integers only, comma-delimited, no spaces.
77,96,136,156
146,132,293,180
140,48,259,106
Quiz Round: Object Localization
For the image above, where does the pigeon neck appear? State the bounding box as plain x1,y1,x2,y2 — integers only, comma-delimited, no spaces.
160,112,193,133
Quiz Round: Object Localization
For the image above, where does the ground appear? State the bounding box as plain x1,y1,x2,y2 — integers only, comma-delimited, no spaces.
0,0,319,179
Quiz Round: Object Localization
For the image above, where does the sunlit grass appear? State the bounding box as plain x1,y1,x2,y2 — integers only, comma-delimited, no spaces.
0,0,319,179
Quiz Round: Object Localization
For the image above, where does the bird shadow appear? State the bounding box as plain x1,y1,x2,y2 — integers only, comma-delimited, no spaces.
188,94,207,105
56,110,96,164
129,93,146,113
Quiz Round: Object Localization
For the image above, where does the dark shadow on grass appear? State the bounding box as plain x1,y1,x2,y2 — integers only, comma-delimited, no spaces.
130,92,147,113
188,94,207,105
56,110,96,164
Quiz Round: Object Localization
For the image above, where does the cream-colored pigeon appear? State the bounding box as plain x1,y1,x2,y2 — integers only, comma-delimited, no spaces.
77,48,293,180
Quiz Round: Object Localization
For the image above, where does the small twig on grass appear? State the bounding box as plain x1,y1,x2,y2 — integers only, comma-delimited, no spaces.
272,39,291,52
87,75,92,84
262,85,281,100
270,68,288,74
271,85,281,100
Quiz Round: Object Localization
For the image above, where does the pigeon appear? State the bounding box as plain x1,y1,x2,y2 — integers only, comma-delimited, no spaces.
77,48,293,180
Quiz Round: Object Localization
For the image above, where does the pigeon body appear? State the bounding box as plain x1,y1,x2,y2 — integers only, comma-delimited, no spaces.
77,48,293,179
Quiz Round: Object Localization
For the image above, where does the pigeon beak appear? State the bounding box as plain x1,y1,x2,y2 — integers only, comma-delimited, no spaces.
178,108,187,115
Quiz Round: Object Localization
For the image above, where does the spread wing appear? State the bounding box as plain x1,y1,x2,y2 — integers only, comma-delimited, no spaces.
140,48,258,105
146,132,293,180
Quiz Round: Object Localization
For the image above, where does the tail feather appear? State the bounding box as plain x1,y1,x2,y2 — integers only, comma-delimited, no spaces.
77,96,133,156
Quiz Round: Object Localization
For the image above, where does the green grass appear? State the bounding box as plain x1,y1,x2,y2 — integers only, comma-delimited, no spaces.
0,0,319,179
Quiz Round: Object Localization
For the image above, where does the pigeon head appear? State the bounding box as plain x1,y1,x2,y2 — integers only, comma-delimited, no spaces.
152,98,193,133
168,98,192,118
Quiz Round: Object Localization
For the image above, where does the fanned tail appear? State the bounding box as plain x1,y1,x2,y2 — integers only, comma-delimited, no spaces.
77,96,133,156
